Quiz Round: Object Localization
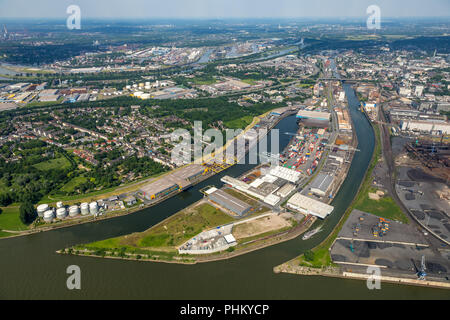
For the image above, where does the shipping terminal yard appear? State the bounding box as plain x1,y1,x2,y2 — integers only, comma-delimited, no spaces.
328,210,450,286
110,92,360,257
61,93,358,260
25,107,298,230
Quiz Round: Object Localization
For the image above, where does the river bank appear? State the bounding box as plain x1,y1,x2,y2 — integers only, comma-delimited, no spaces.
274,90,449,290
273,264,450,290
57,90,357,265
2,102,448,299
0,108,293,240
57,216,316,265
58,161,317,265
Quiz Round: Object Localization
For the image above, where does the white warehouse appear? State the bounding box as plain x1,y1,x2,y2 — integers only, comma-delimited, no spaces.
401,120,450,135
287,193,334,219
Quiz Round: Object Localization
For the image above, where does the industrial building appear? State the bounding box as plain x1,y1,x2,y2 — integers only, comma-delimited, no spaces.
276,183,296,198
140,164,206,200
207,188,251,216
297,110,330,122
221,175,281,206
309,173,334,197
141,179,179,200
174,164,206,182
269,166,302,183
400,120,450,135
287,193,334,219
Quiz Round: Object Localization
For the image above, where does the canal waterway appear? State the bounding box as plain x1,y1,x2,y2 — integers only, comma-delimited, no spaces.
1,86,448,299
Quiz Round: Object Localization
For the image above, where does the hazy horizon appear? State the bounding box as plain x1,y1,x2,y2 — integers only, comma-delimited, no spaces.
0,0,449,19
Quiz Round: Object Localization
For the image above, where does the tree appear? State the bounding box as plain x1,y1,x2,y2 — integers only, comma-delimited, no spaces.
19,201,36,225
304,250,315,262
0,193,12,207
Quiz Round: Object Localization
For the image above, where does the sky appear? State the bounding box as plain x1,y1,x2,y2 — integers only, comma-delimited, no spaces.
0,0,449,19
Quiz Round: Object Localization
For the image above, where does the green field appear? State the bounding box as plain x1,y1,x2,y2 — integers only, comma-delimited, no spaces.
355,187,408,224
0,230,13,238
192,77,217,85
60,176,88,193
224,115,255,129
0,206,28,231
84,203,235,251
34,157,71,171
241,79,258,85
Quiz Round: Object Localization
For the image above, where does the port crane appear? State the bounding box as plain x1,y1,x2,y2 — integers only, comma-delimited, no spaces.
417,255,427,280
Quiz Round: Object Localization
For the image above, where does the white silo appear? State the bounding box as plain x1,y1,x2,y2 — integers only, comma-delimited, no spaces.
56,207,67,219
80,203,89,215
37,204,49,217
56,201,63,209
69,205,80,217
89,201,99,215
43,210,54,223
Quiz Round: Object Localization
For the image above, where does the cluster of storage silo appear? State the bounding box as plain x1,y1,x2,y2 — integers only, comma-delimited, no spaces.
37,200,101,223
56,207,67,219
37,204,49,218
43,209,55,223
89,201,99,215
80,203,90,215
69,205,80,217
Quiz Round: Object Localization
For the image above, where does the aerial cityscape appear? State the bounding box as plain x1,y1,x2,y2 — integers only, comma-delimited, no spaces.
0,0,449,305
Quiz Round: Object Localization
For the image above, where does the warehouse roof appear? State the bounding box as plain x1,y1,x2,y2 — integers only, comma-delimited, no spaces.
224,234,237,244
140,164,206,198
287,193,334,219
269,166,301,183
140,179,178,197
297,110,330,120
209,189,251,215
310,173,334,193
172,164,205,180
277,183,296,198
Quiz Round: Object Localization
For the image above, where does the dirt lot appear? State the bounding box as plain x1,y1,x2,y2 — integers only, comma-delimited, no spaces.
233,215,291,239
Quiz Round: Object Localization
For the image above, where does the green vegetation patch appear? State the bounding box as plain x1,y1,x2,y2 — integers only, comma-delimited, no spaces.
355,188,408,224
224,115,255,129
192,76,217,85
137,203,234,248
34,157,71,171
60,176,88,193
0,230,13,238
84,203,234,253
241,79,258,85
0,206,29,231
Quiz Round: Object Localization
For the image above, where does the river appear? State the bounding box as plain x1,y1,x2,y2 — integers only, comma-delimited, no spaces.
1,86,448,299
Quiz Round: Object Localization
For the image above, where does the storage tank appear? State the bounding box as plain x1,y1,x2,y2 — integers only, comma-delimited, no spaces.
80,203,89,215
56,207,67,219
43,210,54,223
89,201,99,215
68,205,80,217
56,201,63,209
37,204,49,217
